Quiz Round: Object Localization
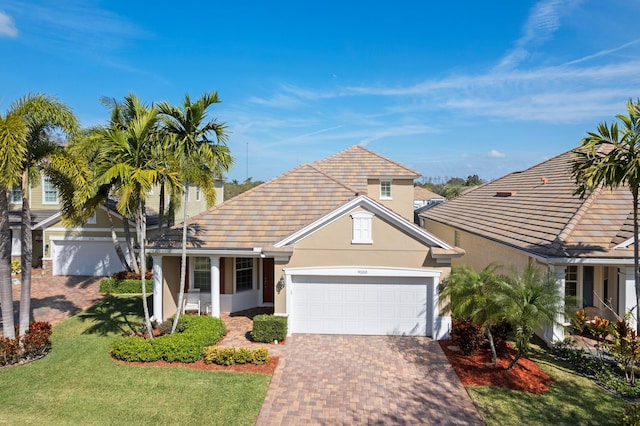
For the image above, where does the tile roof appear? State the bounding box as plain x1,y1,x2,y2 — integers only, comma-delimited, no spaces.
152,145,422,250
421,149,634,259
414,186,444,200
316,145,420,194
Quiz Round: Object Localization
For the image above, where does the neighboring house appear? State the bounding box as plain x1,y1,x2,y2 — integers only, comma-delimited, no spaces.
420,148,637,340
9,177,222,276
148,145,464,339
413,186,446,210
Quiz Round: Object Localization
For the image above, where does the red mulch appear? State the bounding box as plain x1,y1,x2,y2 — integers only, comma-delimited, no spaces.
439,341,553,394
114,356,278,375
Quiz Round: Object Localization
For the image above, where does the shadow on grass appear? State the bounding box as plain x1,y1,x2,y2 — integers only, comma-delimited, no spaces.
77,295,153,336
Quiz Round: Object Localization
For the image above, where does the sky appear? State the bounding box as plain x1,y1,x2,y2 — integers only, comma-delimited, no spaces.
2,1,640,183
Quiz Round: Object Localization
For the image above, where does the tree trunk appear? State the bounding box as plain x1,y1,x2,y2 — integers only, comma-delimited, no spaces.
105,204,131,272
158,183,165,235
0,190,16,339
19,170,31,336
634,188,640,335
171,184,189,334
122,216,139,274
138,201,153,337
486,327,498,367
506,352,522,371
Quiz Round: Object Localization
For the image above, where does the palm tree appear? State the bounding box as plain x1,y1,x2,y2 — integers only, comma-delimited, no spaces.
0,110,28,338
8,94,78,336
157,92,233,333
571,98,640,333
94,94,180,336
495,265,564,370
440,264,503,366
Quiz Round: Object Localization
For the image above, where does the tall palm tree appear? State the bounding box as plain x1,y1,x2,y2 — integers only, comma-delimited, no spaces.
0,110,27,338
157,92,233,333
440,264,503,366
8,94,78,336
571,98,640,333
94,94,180,336
495,265,564,370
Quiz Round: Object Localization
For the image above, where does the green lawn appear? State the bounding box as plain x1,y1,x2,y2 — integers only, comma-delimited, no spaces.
0,296,271,425
466,343,631,426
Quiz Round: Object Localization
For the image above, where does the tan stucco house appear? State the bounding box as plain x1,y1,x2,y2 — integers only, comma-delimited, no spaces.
9,177,221,276
420,148,638,339
148,145,463,338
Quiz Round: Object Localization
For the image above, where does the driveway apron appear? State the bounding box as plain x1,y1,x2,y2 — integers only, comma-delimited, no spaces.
257,334,483,425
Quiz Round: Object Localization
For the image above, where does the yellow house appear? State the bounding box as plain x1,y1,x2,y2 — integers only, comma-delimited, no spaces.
420,148,637,339
148,145,463,338
9,177,222,276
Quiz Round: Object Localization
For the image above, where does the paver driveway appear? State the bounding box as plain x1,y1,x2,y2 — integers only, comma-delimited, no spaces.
257,334,483,425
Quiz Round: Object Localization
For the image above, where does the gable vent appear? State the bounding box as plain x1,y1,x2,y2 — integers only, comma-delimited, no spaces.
495,191,517,197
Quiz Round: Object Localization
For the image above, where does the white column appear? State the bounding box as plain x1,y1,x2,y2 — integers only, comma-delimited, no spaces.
210,256,220,318
152,255,163,321
551,265,567,343
431,277,450,340
621,266,637,331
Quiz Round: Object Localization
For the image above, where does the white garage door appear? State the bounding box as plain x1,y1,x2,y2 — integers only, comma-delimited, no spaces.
51,240,129,276
291,275,429,336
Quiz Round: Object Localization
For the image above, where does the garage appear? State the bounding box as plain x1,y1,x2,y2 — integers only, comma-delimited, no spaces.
51,239,130,276
287,267,440,337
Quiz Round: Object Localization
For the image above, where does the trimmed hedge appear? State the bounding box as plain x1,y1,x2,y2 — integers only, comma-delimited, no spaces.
251,314,287,343
111,315,227,363
100,278,153,294
203,346,269,366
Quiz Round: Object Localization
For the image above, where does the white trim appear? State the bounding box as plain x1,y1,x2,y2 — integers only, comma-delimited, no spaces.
284,266,441,278
45,227,127,233
614,236,636,250
42,176,59,205
48,236,127,242
351,211,374,244
152,255,163,321
33,212,62,229
380,180,392,200
275,195,454,250
146,248,263,257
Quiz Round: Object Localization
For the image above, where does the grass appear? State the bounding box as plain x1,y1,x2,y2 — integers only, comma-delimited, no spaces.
466,341,631,426
0,296,271,425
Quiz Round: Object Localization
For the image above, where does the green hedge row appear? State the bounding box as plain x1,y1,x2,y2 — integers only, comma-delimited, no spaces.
251,314,287,343
100,278,153,294
111,316,227,363
203,346,269,366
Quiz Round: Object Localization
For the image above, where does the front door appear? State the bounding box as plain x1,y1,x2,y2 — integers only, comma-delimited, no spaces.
583,266,594,307
263,258,274,303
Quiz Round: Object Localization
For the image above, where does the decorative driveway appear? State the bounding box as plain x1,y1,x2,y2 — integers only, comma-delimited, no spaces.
257,334,483,425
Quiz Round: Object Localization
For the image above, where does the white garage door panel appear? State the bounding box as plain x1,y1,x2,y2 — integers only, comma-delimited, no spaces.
292,275,428,336
52,240,129,276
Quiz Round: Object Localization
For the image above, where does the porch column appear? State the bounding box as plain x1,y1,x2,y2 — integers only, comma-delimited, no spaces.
551,265,567,343
621,266,637,331
210,256,220,318
431,276,450,340
152,255,163,321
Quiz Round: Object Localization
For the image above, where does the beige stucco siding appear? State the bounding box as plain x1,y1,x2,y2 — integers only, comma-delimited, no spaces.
423,218,531,271
162,256,181,318
366,179,415,221
273,210,450,314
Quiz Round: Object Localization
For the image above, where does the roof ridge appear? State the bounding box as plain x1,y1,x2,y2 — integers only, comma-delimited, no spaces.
308,162,360,195
547,185,603,255
318,144,421,177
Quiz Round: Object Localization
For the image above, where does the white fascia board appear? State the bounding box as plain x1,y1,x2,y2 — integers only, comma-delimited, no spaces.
145,248,264,257
613,236,636,250
33,212,62,229
283,266,441,278
546,257,635,265
275,195,453,250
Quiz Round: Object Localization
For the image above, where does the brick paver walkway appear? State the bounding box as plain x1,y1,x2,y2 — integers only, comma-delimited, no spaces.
257,334,484,425
0,273,103,332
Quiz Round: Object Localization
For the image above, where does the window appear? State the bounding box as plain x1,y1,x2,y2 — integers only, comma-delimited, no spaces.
351,211,373,244
195,186,201,202
42,177,58,204
236,258,253,292
565,265,577,298
380,181,392,199
193,257,211,292
10,185,21,204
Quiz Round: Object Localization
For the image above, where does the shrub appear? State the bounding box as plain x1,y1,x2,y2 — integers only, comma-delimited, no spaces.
252,347,269,365
0,337,21,366
111,336,161,362
251,314,287,343
156,318,186,335
111,315,226,363
489,320,512,354
99,278,153,294
111,271,153,280
451,319,483,356
22,322,52,359
588,316,610,341
203,347,236,366
11,260,20,274
234,347,253,364
620,404,640,426
572,309,588,335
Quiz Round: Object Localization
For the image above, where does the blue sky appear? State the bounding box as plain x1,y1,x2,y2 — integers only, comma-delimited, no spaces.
2,1,640,183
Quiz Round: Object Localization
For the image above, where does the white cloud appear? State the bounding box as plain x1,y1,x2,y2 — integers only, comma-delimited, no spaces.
488,149,506,158
0,11,18,37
